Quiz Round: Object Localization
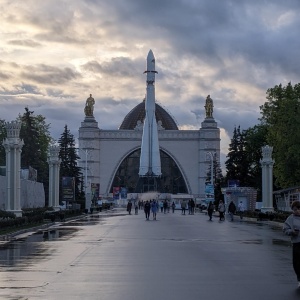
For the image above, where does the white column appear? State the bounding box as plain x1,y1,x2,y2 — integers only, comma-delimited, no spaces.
48,145,61,211
260,145,275,212
2,121,24,217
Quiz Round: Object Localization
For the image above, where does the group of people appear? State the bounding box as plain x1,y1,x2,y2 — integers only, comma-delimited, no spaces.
206,200,245,222
180,199,195,215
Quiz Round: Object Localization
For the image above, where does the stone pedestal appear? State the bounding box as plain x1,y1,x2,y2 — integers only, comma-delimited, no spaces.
2,121,24,217
48,145,61,211
260,145,275,212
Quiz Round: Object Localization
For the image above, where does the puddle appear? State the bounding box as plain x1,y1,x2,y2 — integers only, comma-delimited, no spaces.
272,239,292,247
240,239,263,244
0,228,79,267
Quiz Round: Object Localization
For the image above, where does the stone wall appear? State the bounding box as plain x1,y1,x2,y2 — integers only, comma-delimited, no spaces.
0,175,45,210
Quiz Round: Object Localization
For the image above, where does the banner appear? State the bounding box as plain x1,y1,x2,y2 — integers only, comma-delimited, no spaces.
120,187,127,199
62,177,75,202
91,183,100,203
205,183,214,203
113,187,120,200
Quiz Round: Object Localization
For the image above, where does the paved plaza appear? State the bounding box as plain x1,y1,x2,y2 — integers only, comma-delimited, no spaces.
0,208,299,300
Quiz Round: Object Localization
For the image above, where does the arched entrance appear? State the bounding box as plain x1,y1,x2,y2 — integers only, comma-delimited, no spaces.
109,149,188,194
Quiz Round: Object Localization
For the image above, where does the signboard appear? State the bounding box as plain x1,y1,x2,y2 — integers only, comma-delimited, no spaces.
62,177,75,202
113,187,120,200
205,183,214,203
91,183,100,203
120,187,127,199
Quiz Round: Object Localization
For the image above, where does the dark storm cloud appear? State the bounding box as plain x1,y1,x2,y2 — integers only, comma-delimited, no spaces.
8,39,42,47
82,57,143,78
21,65,81,85
0,83,41,96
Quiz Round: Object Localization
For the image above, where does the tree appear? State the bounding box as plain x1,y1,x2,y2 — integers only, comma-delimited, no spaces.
58,125,83,205
18,108,52,204
260,82,300,188
225,126,250,186
243,124,268,198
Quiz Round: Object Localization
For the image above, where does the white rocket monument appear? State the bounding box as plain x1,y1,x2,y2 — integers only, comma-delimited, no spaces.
139,50,161,177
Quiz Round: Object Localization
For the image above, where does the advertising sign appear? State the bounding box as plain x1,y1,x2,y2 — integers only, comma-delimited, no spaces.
113,187,120,200
91,183,100,204
205,183,214,203
62,177,75,202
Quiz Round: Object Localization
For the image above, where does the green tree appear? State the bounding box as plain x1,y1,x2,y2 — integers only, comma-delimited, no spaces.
18,108,52,204
58,125,83,206
243,124,268,198
225,126,250,186
260,82,300,188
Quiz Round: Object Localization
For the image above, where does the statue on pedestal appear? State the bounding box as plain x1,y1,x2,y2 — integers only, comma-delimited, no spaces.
205,95,214,118
84,94,95,117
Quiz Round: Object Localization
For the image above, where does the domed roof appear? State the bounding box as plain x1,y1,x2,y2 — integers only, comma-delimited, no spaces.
119,100,178,130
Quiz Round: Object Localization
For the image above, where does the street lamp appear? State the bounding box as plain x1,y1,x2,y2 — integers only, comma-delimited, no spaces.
78,148,91,209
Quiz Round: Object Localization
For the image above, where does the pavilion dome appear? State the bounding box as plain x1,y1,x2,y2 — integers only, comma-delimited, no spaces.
119,100,178,130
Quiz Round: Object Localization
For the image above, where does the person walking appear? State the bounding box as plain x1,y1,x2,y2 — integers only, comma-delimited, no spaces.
181,199,186,215
159,201,163,213
218,200,225,221
171,201,176,213
190,199,195,215
238,201,245,219
144,200,151,220
151,200,158,220
127,200,132,215
228,200,236,221
163,200,168,214
188,199,192,215
207,202,214,221
283,200,300,288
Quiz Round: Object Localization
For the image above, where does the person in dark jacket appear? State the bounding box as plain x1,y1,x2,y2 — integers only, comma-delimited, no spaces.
207,202,214,221
228,200,236,221
144,200,151,220
127,201,132,215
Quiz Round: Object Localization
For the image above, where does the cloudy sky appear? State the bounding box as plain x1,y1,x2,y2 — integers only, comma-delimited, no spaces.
1,0,300,167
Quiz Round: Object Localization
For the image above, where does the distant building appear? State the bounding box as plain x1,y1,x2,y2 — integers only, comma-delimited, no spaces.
274,187,300,211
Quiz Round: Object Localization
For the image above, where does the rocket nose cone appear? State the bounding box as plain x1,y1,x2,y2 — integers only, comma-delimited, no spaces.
147,49,155,61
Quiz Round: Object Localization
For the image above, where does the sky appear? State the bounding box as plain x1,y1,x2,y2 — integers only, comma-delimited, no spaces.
1,0,300,168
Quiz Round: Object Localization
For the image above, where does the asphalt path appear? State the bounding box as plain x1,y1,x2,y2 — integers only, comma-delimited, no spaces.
0,209,299,300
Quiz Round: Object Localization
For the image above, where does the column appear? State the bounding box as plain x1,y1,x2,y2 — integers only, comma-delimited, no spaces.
48,145,61,210
260,145,275,212
2,121,24,217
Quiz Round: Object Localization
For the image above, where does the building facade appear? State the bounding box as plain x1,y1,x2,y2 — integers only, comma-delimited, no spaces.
78,98,220,201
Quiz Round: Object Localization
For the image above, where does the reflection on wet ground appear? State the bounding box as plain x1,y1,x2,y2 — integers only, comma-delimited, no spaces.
0,211,127,268
0,228,79,267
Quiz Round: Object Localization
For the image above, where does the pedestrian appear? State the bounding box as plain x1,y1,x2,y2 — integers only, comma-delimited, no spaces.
181,199,186,215
207,202,214,221
144,200,151,220
163,200,168,214
218,200,225,221
188,199,192,215
151,200,158,220
228,200,236,221
238,201,245,219
135,203,138,215
171,201,176,213
190,199,195,215
127,200,132,215
283,200,300,288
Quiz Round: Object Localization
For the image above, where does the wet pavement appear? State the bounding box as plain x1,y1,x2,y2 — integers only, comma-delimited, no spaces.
0,209,299,299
